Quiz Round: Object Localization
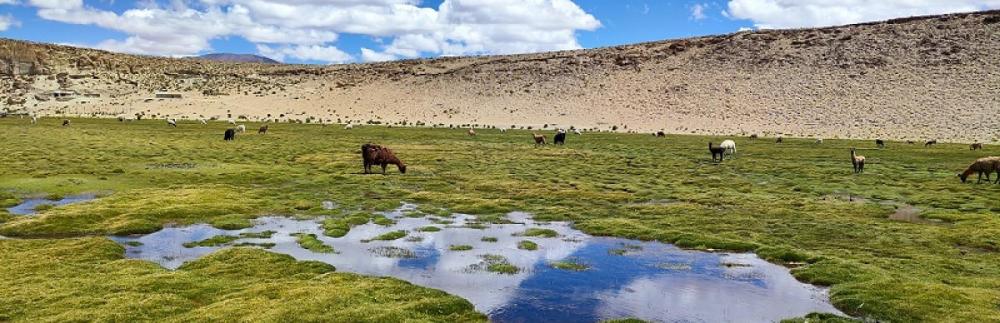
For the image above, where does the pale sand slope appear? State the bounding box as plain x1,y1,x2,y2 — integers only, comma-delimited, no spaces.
2,10,998,142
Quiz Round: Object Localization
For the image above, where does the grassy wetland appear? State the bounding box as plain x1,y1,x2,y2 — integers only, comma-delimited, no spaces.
1,118,999,322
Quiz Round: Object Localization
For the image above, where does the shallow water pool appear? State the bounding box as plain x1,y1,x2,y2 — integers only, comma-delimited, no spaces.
111,204,843,322
6,194,97,215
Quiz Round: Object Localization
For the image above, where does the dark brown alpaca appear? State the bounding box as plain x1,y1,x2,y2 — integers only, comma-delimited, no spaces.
533,133,546,145
925,139,937,147
258,124,269,134
971,143,983,150
62,119,70,126
709,142,726,162
361,143,406,174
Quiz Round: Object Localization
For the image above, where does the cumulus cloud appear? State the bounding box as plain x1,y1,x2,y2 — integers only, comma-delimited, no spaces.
0,14,19,31
20,0,601,63
258,44,353,63
726,0,1000,29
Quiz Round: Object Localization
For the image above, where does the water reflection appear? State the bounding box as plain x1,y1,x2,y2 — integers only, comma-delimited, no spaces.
6,194,97,215
110,204,842,322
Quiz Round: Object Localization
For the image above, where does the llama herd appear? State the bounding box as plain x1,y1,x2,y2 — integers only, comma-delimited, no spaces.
20,117,999,184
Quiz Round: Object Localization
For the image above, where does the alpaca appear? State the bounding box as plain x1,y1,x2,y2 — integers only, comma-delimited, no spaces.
199,118,207,125
554,131,567,145
468,128,476,136
167,119,177,127
656,131,666,137
117,115,126,122
361,144,406,174
906,140,916,145
499,128,507,133
237,124,246,133
851,148,866,174
749,134,758,141
775,135,783,144
971,143,984,150
62,119,70,127
224,128,236,141
258,124,269,135
227,118,237,125
344,124,354,130
925,140,938,147
875,139,885,149
574,129,582,135
533,133,547,145
815,138,824,144
709,142,726,162
958,157,1000,183
30,116,37,124
720,140,736,157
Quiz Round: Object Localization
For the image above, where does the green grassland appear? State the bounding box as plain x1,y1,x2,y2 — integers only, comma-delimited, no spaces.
0,117,998,322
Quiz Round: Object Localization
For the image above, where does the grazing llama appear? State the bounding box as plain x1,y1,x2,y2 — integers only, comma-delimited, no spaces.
167,119,177,127
775,135,783,144
971,143,984,150
62,119,70,127
344,124,354,130
554,131,567,145
925,140,938,147
258,124,269,135
749,134,758,141
224,129,236,141
720,140,736,157
815,138,824,144
533,133,547,145
574,129,582,135
236,124,246,133
709,142,727,162
851,148,866,174
468,128,476,136
361,144,406,174
656,131,666,137
875,139,885,149
958,156,1000,184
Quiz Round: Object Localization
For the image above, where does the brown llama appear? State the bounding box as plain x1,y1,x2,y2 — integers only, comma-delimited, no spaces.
925,139,937,147
851,148,866,174
971,143,983,150
656,131,666,137
361,143,406,174
259,124,269,135
62,119,70,127
749,134,758,141
468,128,476,136
709,142,726,162
533,133,546,145
958,156,1000,183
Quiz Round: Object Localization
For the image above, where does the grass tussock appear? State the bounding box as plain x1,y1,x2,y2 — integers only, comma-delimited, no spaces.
0,238,485,322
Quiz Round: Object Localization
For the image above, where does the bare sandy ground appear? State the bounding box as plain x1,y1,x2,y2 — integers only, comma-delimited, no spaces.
3,10,999,142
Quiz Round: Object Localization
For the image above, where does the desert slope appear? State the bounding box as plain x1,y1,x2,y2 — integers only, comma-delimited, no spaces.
2,10,999,141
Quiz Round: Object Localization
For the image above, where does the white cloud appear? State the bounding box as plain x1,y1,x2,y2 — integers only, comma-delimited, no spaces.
690,3,707,20
0,0,18,4
726,0,1000,29
0,14,19,31
258,44,353,64
20,0,601,63
360,48,398,62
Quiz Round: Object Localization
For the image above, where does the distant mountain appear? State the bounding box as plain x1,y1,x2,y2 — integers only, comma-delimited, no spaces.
195,53,280,64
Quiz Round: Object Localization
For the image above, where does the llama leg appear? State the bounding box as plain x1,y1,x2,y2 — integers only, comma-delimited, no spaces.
381,164,388,174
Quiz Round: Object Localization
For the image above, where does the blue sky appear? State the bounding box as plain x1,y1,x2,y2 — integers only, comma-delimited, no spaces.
1,0,997,64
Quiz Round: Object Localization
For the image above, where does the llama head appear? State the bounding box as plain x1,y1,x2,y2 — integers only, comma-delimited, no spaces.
958,172,968,183
398,163,407,174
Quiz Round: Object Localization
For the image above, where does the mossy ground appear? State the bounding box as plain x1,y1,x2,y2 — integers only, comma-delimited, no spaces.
1,118,999,321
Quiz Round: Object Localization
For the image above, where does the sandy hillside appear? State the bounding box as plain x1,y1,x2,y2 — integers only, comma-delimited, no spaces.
2,10,999,141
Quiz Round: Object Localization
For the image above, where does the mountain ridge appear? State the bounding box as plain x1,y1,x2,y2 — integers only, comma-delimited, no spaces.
1,9,999,141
